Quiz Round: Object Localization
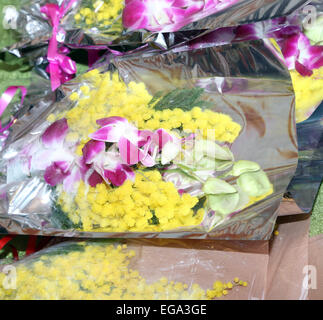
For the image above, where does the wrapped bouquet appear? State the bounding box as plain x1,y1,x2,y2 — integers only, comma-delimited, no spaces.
7,0,308,50
0,41,298,239
0,239,250,300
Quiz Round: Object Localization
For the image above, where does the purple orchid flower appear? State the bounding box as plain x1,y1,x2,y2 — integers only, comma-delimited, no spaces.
122,0,239,32
83,117,182,187
30,118,80,189
89,116,156,167
82,140,135,187
44,161,71,187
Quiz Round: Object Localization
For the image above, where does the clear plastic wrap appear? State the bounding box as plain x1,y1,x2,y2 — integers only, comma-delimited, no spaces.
0,41,298,240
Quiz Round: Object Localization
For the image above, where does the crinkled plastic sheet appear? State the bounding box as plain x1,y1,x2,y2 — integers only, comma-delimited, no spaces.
5,0,309,54
0,40,298,240
0,212,317,300
287,102,323,213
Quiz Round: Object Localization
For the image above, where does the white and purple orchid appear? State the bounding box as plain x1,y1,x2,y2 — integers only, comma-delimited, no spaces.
30,118,80,190
279,32,323,76
27,118,105,192
82,116,182,187
82,140,135,187
122,0,240,32
233,18,323,76
89,116,157,167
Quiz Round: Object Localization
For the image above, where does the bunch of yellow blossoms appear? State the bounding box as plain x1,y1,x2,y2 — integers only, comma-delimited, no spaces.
290,67,323,123
74,0,124,32
58,170,205,232
0,241,247,300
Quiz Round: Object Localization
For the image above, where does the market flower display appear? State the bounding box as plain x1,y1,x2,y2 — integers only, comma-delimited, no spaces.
0,240,248,300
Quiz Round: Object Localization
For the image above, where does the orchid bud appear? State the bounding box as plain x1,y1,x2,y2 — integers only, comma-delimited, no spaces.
237,170,272,197
161,140,181,165
230,160,261,177
208,192,239,215
304,15,323,45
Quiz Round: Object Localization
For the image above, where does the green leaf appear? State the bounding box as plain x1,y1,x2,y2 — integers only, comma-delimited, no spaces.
192,197,206,215
149,88,212,111
148,210,159,225
237,170,272,197
230,160,261,177
203,177,237,195
208,193,240,216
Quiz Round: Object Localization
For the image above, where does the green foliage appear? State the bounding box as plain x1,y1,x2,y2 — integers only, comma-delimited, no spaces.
148,210,159,225
149,88,212,111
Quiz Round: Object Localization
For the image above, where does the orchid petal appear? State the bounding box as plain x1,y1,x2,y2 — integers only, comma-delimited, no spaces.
96,116,128,127
88,170,104,187
153,128,173,150
104,166,127,187
42,118,68,148
121,164,135,181
295,60,313,77
208,192,239,216
89,125,122,142
44,161,70,186
63,165,81,192
230,160,261,177
82,140,105,164
122,0,148,30
203,177,237,195
237,170,272,197
141,153,156,167
161,140,181,165
119,137,145,165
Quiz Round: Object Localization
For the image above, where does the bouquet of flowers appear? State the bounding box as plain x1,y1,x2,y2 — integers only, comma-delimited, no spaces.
0,41,297,239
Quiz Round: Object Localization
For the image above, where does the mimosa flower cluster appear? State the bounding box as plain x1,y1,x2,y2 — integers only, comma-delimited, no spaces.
290,67,323,123
75,0,124,33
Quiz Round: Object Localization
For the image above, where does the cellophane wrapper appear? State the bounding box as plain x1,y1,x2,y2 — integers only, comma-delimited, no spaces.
0,40,298,240
6,0,309,52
